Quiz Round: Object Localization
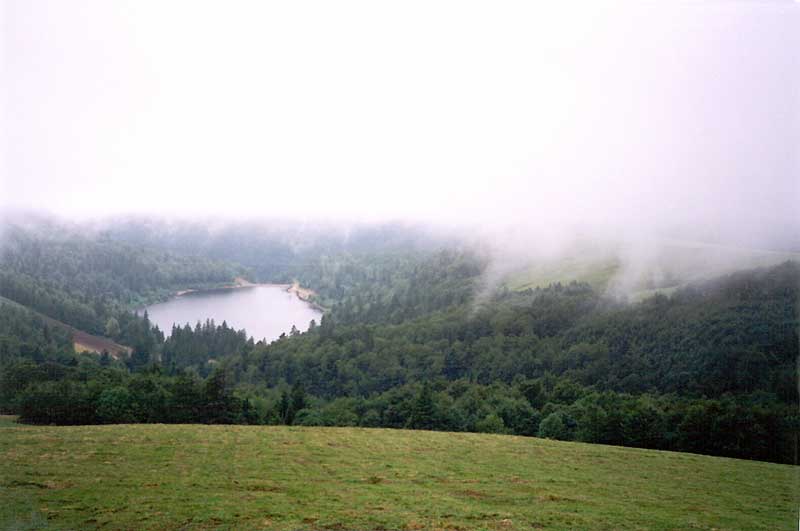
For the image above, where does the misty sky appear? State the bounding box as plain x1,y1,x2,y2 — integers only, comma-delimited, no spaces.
1,1,798,243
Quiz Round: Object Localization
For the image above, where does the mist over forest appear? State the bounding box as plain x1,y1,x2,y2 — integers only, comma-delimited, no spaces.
1,1,799,529
1,210,798,464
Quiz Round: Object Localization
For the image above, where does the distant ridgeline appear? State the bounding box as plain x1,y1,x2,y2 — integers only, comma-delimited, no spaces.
97,217,452,283
0,219,797,464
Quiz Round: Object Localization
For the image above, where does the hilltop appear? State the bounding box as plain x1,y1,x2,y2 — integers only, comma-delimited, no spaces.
502,239,800,300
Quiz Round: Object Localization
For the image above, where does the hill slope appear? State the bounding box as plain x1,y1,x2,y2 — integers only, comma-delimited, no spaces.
0,295,131,358
503,240,800,300
1,423,795,530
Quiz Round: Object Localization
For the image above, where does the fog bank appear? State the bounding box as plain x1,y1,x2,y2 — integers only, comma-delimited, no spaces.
2,1,798,257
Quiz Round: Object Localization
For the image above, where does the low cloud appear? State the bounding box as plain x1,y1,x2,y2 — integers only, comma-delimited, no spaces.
2,2,797,282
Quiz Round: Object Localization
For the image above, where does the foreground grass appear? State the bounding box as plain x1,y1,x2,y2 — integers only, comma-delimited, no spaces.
0,415,19,427
0,424,796,530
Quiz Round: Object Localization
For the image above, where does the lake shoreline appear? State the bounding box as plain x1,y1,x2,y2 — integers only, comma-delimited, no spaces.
174,277,326,312
143,280,323,342
286,281,327,312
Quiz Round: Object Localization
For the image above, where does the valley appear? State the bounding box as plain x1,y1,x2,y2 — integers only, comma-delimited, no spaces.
3,4,797,528
142,283,322,343
1,217,797,530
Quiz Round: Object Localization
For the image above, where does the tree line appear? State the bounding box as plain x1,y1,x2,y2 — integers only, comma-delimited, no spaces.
1,219,797,464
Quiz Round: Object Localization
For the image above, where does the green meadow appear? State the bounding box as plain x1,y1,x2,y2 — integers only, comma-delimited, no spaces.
502,241,800,300
1,420,796,530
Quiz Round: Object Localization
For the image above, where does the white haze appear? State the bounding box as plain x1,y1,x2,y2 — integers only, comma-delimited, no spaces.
1,1,798,254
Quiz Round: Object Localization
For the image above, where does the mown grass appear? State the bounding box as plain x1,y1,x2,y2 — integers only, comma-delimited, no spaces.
0,424,796,530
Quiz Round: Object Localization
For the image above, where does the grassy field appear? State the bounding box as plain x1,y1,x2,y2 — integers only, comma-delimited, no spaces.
0,422,796,531
503,256,621,293
502,240,800,300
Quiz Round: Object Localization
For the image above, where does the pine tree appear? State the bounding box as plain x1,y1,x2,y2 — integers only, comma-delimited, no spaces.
105,317,121,338
203,369,232,424
278,390,291,424
290,382,307,420
408,382,435,430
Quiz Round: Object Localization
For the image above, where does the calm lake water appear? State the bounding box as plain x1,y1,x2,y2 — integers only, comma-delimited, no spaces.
143,285,322,342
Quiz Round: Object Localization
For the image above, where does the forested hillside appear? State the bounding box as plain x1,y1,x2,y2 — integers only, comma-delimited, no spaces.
97,218,453,282
0,222,242,336
0,218,797,464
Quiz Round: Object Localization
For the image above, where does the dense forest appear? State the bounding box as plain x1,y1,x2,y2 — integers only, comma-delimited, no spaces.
0,222,242,336
97,218,452,282
0,218,797,464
